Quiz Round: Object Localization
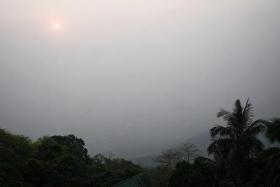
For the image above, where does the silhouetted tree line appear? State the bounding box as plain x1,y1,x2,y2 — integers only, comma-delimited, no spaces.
0,130,143,187
166,99,280,187
1,99,279,187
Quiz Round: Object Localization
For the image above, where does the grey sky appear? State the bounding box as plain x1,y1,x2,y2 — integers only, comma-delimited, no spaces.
0,0,280,158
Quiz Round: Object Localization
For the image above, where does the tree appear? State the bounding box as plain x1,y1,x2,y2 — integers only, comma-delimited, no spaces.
0,128,33,186
0,128,146,187
91,154,144,187
36,135,90,161
155,149,181,170
22,158,43,186
180,143,201,162
207,99,266,184
0,128,33,162
33,135,93,187
169,157,225,187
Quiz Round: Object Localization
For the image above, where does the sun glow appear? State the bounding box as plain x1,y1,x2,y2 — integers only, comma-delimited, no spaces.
54,23,61,29
49,20,65,34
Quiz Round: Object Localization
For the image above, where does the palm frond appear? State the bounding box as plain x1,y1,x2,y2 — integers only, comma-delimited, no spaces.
245,120,266,136
233,99,243,120
207,138,232,156
234,99,243,114
210,125,232,138
217,109,232,121
242,98,254,126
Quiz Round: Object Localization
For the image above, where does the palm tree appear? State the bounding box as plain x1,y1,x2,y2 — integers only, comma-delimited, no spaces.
207,99,266,184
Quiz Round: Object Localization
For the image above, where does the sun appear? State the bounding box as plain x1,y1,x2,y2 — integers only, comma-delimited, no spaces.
49,21,64,33
54,23,61,29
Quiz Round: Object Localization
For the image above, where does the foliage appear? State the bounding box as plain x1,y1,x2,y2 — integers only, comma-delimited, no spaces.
154,149,181,170
169,158,223,187
91,154,144,186
207,99,266,184
0,128,32,186
180,143,201,162
167,99,280,187
0,129,145,187
263,119,280,187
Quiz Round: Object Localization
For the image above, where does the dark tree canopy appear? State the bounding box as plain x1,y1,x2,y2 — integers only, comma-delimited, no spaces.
0,129,144,187
167,99,280,187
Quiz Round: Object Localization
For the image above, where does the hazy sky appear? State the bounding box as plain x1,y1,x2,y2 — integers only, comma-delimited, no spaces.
0,0,280,158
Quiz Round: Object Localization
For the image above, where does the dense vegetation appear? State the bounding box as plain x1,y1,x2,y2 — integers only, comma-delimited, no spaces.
0,99,279,186
0,130,143,186
166,99,280,187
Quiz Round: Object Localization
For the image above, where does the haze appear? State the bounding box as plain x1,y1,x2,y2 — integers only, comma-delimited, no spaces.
0,0,280,158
